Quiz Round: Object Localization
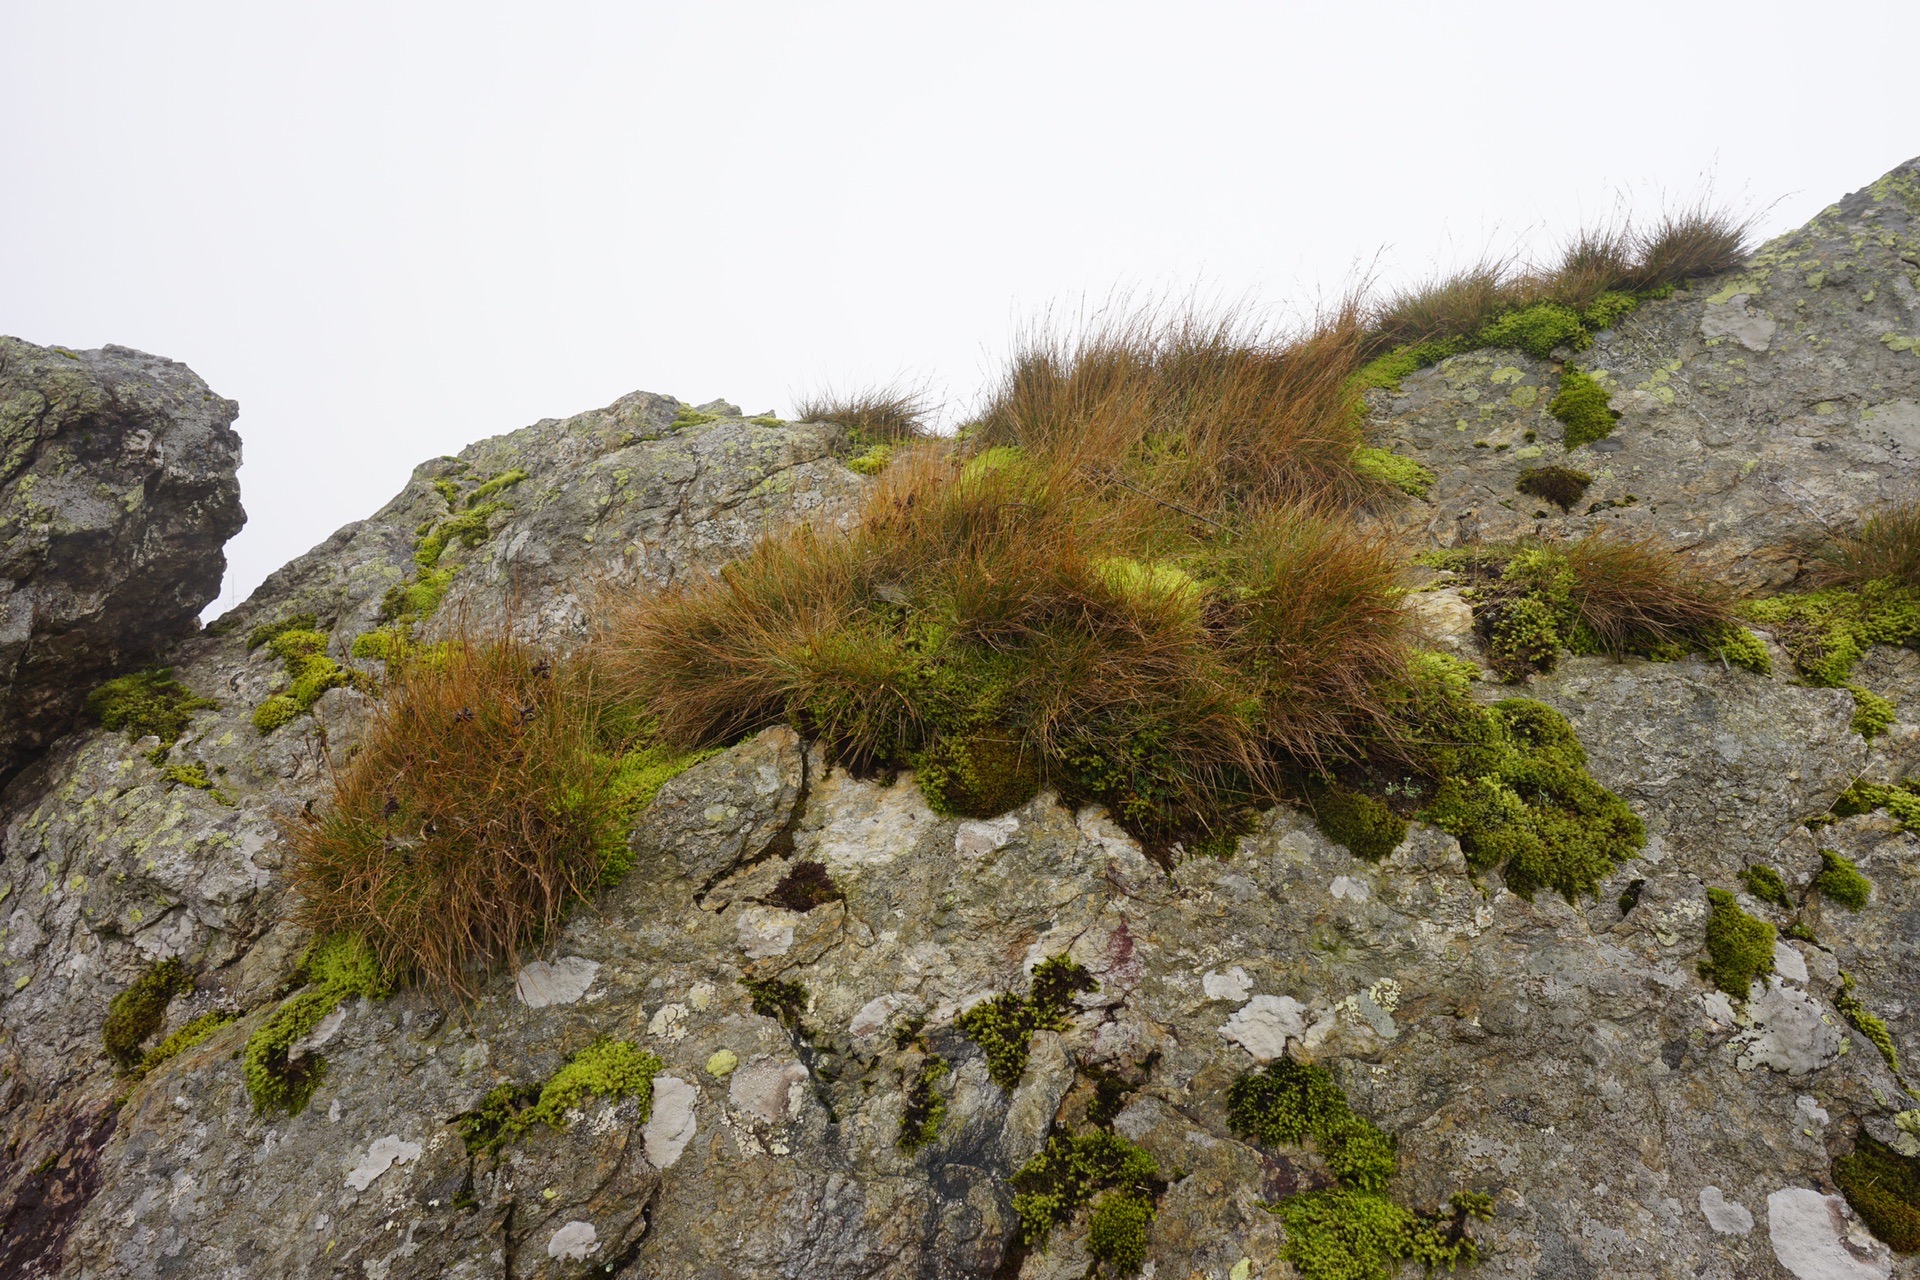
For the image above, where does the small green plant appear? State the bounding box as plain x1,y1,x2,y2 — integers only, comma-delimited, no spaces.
84,671,216,747
1815,849,1872,909
1833,1135,1920,1253
243,934,393,1114
1742,584,1920,690
1307,781,1407,861
1741,864,1793,910
456,1039,662,1156
1848,684,1898,740
1700,888,1775,999
1009,1130,1162,1271
1834,972,1901,1077
1351,447,1434,498
252,627,359,733
1514,465,1593,512
957,955,1096,1089
1549,367,1622,449
132,1011,234,1079
102,958,194,1070
897,1054,949,1154
1480,302,1588,360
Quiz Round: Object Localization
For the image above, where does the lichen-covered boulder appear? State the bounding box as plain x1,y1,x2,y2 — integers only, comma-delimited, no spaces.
0,338,243,786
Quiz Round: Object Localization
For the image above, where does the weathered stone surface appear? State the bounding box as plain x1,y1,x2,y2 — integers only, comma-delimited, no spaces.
632,725,806,895
0,338,243,786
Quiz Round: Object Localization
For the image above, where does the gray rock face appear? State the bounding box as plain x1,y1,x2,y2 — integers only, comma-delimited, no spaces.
1373,156,1920,590
10,162,1920,1280
0,338,243,786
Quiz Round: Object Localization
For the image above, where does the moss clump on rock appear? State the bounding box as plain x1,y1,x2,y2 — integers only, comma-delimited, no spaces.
916,733,1042,819
1700,888,1775,999
1741,863,1793,910
764,860,843,913
1308,781,1407,862
1834,972,1901,1077
1549,367,1622,449
456,1038,663,1157
957,955,1096,1090
897,1053,949,1154
1815,849,1873,909
242,934,392,1115
252,627,360,734
1834,1135,1920,1253
1742,584,1920,693
133,1011,234,1079
84,670,216,747
1351,447,1434,498
1832,779,1920,830
1230,1058,1491,1279
1009,1130,1162,1273
1514,465,1593,512
102,958,195,1070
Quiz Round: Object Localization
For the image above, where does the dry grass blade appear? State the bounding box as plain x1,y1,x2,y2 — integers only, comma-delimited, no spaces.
285,635,628,999
1369,261,1525,351
795,386,933,443
1817,497,1920,589
1564,532,1733,651
1628,203,1751,290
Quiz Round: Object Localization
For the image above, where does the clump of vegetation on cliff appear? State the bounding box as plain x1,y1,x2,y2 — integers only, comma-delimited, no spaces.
283,633,706,999
85,669,216,746
797,386,932,474
1228,1057,1492,1279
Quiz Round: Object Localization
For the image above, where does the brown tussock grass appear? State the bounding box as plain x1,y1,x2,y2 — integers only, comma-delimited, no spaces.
795,386,933,443
1816,498,1920,590
1563,532,1735,653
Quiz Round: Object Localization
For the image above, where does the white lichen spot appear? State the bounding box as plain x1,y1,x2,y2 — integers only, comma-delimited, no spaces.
954,814,1019,858
643,1076,699,1168
1368,977,1402,1014
1329,875,1370,902
848,994,905,1040
1220,994,1308,1061
547,1220,600,1263
648,1002,690,1041
688,981,714,1011
513,956,600,1008
1735,980,1844,1074
1767,1187,1890,1279
734,904,797,959
343,1136,422,1191
1201,967,1253,1003
1699,1185,1754,1235
1775,942,1810,985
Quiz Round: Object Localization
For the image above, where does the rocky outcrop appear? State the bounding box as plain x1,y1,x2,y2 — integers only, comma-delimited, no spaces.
7,162,1920,1280
0,339,243,787
1375,157,1920,590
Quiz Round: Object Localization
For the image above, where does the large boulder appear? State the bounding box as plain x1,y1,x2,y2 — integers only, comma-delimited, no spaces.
0,338,243,787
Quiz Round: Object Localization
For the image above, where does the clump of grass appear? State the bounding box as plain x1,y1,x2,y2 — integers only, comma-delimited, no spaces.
284,635,697,998
1818,497,1920,590
796,387,932,465
1432,533,1745,681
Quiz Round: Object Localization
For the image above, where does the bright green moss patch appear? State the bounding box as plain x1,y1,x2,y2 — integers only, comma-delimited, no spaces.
242,934,392,1115
846,442,895,475
132,1010,235,1081
377,470,523,628
670,407,718,429
1849,684,1898,739
1742,584,1920,689
1549,367,1622,449
252,628,360,734
456,1039,662,1156
1480,302,1588,360
102,958,194,1070
1833,779,1920,830
1231,1058,1490,1279
897,1054,950,1153
85,670,217,747
957,955,1096,1090
1835,972,1901,1077
1307,781,1405,862
1010,1130,1161,1271
246,614,318,651
1834,1135,1920,1252
1741,864,1793,910
1351,447,1435,498
1351,337,1470,392
595,739,719,885
1816,849,1872,909
466,468,527,505
1701,888,1775,999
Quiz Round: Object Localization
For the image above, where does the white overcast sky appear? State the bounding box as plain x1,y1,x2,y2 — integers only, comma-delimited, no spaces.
2,3,1914,616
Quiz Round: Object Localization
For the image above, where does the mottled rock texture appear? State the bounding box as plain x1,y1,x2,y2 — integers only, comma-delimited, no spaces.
7,161,1920,1280
0,338,243,787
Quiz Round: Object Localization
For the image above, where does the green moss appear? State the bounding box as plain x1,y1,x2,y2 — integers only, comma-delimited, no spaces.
1351,447,1435,498
957,955,1096,1090
84,670,217,747
102,958,194,1070
1086,1189,1155,1272
742,976,809,1028
1513,465,1592,512
1580,291,1640,330
1708,625,1772,675
1228,1057,1352,1147
916,734,1042,818
1834,1135,1920,1252
1701,888,1775,999
455,1040,662,1155
1415,697,1644,901
1816,849,1873,909
1010,1130,1160,1261
1833,779,1920,830
252,628,358,734
1835,971,1901,1076
1479,302,1588,359
518,1038,663,1132
242,934,392,1114
1742,584,1920,689
846,443,895,475
595,740,720,884
748,415,785,427
670,408,718,429
1849,684,1899,740
1351,337,1471,392
897,1054,949,1153
1549,366,1621,449
466,468,528,505
134,1011,234,1079
1740,864,1793,910
1308,782,1407,861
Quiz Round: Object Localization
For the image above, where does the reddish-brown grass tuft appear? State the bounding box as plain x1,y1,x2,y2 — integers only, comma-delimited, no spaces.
795,387,933,443
1562,532,1734,653
1816,498,1920,589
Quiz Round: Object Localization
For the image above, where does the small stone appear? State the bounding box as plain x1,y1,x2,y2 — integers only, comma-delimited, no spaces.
547,1220,600,1262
